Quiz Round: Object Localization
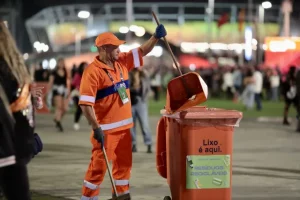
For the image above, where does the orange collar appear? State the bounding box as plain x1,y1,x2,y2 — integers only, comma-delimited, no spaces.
94,56,116,71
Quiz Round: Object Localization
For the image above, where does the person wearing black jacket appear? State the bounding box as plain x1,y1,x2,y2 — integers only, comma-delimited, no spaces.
282,66,298,125
0,21,43,200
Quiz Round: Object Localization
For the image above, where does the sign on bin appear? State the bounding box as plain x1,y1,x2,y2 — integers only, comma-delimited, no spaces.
186,155,230,189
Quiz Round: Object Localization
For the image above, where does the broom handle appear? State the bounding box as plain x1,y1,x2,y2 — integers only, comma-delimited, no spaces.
152,11,183,76
103,146,118,197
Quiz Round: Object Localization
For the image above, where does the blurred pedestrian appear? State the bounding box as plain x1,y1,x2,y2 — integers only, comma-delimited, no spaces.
241,68,255,109
47,58,71,132
282,66,298,125
71,62,88,130
295,68,300,132
232,66,243,101
253,66,263,111
129,68,152,153
270,69,280,102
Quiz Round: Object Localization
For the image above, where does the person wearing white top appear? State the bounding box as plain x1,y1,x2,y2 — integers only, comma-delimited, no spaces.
253,67,263,110
222,68,234,99
270,69,280,102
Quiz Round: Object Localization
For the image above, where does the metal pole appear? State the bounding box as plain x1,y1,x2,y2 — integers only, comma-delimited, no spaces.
207,0,215,58
258,5,264,65
126,0,133,42
281,0,292,37
75,33,81,56
247,0,253,64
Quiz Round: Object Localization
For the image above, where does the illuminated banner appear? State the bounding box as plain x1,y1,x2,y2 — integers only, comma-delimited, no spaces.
45,21,280,50
110,21,280,45
264,37,300,52
244,26,252,61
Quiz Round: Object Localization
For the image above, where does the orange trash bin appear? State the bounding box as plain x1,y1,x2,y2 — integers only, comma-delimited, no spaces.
156,106,242,200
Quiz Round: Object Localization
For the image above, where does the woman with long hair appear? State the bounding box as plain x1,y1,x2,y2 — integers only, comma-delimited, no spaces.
71,61,88,130
0,21,42,200
47,58,71,132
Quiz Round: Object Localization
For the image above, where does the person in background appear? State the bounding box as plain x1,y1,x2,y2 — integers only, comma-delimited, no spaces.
295,68,300,132
47,58,71,132
241,68,255,109
129,68,152,153
71,62,88,130
282,66,297,125
222,67,234,99
270,69,280,102
232,66,243,101
253,66,263,111
150,67,161,101
263,68,272,100
34,62,49,82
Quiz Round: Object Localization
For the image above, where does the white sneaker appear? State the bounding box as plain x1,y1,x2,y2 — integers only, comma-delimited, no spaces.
74,123,80,131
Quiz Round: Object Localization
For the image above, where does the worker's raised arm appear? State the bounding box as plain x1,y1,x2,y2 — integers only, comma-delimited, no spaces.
140,24,167,56
118,24,167,71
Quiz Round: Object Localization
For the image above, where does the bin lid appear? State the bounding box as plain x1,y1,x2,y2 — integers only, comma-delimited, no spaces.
161,106,243,126
164,72,208,114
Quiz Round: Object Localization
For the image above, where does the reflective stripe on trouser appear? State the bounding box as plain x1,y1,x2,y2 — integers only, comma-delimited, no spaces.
82,129,132,198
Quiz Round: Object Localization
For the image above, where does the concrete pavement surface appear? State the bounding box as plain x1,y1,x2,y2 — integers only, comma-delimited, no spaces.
27,113,300,200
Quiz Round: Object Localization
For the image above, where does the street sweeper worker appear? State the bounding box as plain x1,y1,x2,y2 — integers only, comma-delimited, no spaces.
79,24,167,200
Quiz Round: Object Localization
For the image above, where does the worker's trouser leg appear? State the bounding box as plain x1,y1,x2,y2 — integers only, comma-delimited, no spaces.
81,129,132,199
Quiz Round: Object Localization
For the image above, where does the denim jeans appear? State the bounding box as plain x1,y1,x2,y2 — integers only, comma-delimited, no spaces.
130,97,152,146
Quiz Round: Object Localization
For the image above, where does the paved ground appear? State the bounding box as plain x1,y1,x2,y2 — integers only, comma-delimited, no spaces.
25,113,300,200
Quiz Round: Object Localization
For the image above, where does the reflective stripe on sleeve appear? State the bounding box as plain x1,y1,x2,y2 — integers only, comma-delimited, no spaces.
80,95,96,103
132,48,141,68
0,155,16,168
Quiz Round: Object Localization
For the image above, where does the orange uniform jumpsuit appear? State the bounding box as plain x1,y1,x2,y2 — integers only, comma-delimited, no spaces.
79,47,144,200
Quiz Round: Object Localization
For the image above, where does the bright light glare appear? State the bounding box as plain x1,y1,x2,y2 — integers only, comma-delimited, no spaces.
78,11,90,19
42,44,49,52
42,60,49,69
135,26,146,37
49,58,56,69
33,41,40,48
189,63,196,71
147,46,163,57
262,1,272,9
119,26,129,34
23,53,29,60
129,25,139,32
119,43,162,57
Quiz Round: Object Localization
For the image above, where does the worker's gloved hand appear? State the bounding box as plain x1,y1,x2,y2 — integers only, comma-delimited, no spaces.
154,24,167,39
93,127,104,148
32,133,43,157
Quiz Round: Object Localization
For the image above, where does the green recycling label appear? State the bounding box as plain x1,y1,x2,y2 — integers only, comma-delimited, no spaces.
186,155,231,189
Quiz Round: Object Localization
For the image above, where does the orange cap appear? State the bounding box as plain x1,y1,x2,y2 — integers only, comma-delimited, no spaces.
95,32,126,47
